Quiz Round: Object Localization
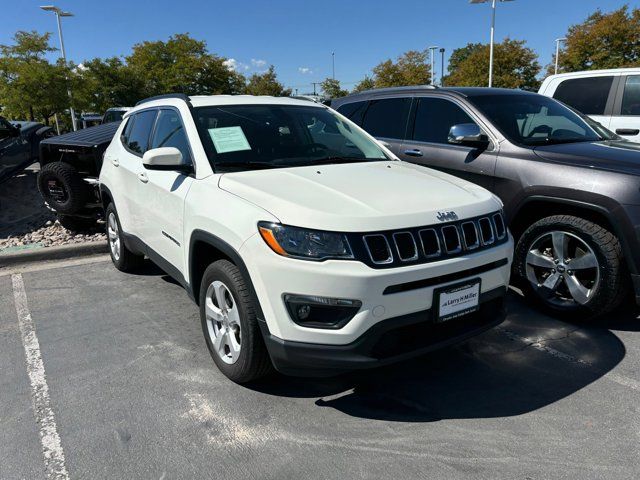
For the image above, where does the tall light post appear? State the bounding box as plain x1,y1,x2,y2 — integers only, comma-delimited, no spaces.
331,52,335,80
40,5,77,131
470,0,515,88
555,37,567,75
428,46,440,85
439,48,445,86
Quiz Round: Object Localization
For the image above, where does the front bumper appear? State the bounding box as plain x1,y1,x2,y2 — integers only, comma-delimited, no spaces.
241,232,513,345
260,287,506,376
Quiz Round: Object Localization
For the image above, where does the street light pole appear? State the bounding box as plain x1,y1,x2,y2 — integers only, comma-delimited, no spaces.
428,46,440,85
332,52,335,80
555,37,567,75
470,0,515,88
439,48,445,86
41,5,77,131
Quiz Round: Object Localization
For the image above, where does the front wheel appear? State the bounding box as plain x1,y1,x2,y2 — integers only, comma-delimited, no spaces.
199,260,272,383
514,215,628,319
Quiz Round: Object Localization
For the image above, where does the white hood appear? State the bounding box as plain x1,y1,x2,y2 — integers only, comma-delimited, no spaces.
219,161,501,231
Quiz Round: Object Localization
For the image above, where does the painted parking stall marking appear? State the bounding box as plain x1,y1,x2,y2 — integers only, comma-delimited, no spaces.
11,273,70,480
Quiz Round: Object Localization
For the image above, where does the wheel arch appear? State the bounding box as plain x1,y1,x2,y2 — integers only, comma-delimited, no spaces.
188,230,266,325
510,195,636,275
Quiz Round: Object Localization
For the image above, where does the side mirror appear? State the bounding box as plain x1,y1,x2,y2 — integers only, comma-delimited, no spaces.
142,147,190,172
448,123,489,148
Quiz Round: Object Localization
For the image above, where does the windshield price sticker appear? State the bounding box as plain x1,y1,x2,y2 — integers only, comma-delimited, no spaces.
208,126,252,154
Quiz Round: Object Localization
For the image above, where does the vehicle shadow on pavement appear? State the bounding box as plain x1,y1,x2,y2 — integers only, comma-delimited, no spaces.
0,166,54,238
251,291,633,422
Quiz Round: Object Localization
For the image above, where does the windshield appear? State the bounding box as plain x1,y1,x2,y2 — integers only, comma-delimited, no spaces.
193,104,388,172
103,110,125,123
469,94,603,146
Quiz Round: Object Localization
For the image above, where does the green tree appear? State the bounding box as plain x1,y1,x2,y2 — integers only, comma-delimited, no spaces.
126,33,245,97
551,5,640,74
320,78,348,98
73,57,144,113
244,66,291,96
445,39,540,90
352,76,375,93
0,31,70,123
370,50,431,88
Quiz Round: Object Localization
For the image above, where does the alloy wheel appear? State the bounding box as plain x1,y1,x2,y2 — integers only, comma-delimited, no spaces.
525,230,600,308
107,212,121,261
205,280,242,364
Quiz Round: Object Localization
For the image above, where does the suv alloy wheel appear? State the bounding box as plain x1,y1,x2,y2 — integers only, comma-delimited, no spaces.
515,215,628,318
199,260,272,383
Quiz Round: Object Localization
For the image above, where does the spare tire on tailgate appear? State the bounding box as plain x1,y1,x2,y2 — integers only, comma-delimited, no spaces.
37,161,91,214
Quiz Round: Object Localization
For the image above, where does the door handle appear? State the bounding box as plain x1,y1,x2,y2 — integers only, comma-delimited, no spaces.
110,157,119,167
137,172,148,183
616,128,640,136
403,149,423,157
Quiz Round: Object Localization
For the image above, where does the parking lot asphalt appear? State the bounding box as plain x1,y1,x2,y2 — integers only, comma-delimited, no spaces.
1,256,639,480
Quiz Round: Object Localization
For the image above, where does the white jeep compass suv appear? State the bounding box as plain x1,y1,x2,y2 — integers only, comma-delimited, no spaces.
99,93,513,383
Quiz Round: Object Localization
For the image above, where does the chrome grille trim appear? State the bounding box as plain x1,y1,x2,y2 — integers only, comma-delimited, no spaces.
461,221,480,250
441,225,462,254
363,234,393,264
493,213,506,239
478,217,495,245
392,232,419,261
418,228,441,258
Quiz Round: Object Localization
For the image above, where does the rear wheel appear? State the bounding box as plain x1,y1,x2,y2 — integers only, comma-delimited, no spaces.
514,215,628,319
105,203,144,272
199,260,272,383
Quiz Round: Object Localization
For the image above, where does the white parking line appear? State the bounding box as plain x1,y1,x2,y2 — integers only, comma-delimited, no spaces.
497,326,640,393
11,273,70,480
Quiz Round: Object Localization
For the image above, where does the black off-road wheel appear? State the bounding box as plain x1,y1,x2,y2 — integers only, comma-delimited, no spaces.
105,203,144,272
37,162,90,214
199,260,272,383
514,215,628,319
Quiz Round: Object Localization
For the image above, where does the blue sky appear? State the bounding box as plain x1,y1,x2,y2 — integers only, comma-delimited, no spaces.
1,0,632,94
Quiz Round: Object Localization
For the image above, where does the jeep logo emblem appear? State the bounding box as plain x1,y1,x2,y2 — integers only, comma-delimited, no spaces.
436,211,458,222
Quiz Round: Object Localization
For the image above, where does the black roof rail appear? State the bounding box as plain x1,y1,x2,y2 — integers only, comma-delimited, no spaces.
357,84,438,96
135,93,191,106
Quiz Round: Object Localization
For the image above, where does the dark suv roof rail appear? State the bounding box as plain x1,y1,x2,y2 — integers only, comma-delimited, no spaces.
356,85,438,96
135,93,191,106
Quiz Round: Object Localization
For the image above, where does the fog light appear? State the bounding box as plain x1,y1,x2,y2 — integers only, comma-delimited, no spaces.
297,304,311,320
283,294,362,329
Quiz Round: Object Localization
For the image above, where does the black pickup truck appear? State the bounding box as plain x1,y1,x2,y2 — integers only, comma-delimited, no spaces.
38,121,120,229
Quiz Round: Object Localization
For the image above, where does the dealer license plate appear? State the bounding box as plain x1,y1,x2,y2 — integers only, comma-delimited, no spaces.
435,279,481,322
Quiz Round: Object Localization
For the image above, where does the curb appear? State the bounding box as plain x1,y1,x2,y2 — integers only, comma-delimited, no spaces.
0,241,109,267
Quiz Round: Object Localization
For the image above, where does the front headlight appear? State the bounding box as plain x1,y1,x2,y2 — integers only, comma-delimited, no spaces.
258,222,353,260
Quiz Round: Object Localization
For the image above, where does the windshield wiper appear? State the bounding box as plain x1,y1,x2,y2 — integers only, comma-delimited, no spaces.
304,156,371,166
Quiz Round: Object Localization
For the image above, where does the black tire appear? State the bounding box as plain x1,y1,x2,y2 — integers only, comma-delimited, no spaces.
57,214,95,232
514,215,628,319
199,260,272,383
37,162,90,214
105,203,144,272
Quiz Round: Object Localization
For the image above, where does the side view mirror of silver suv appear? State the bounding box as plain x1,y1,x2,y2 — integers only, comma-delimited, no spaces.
448,123,489,148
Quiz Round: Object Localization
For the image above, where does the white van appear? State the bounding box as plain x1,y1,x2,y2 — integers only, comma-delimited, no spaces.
539,68,640,142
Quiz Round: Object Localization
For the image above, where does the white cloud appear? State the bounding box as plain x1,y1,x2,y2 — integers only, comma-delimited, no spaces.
223,58,250,72
298,67,313,75
251,58,267,68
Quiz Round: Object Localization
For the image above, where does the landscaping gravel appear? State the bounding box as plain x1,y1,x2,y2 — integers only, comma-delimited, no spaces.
0,164,105,253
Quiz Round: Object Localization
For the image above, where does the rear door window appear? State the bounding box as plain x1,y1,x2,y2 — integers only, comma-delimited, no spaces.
621,75,640,116
361,97,411,139
553,76,613,115
126,110,158,155
412,97,474,144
